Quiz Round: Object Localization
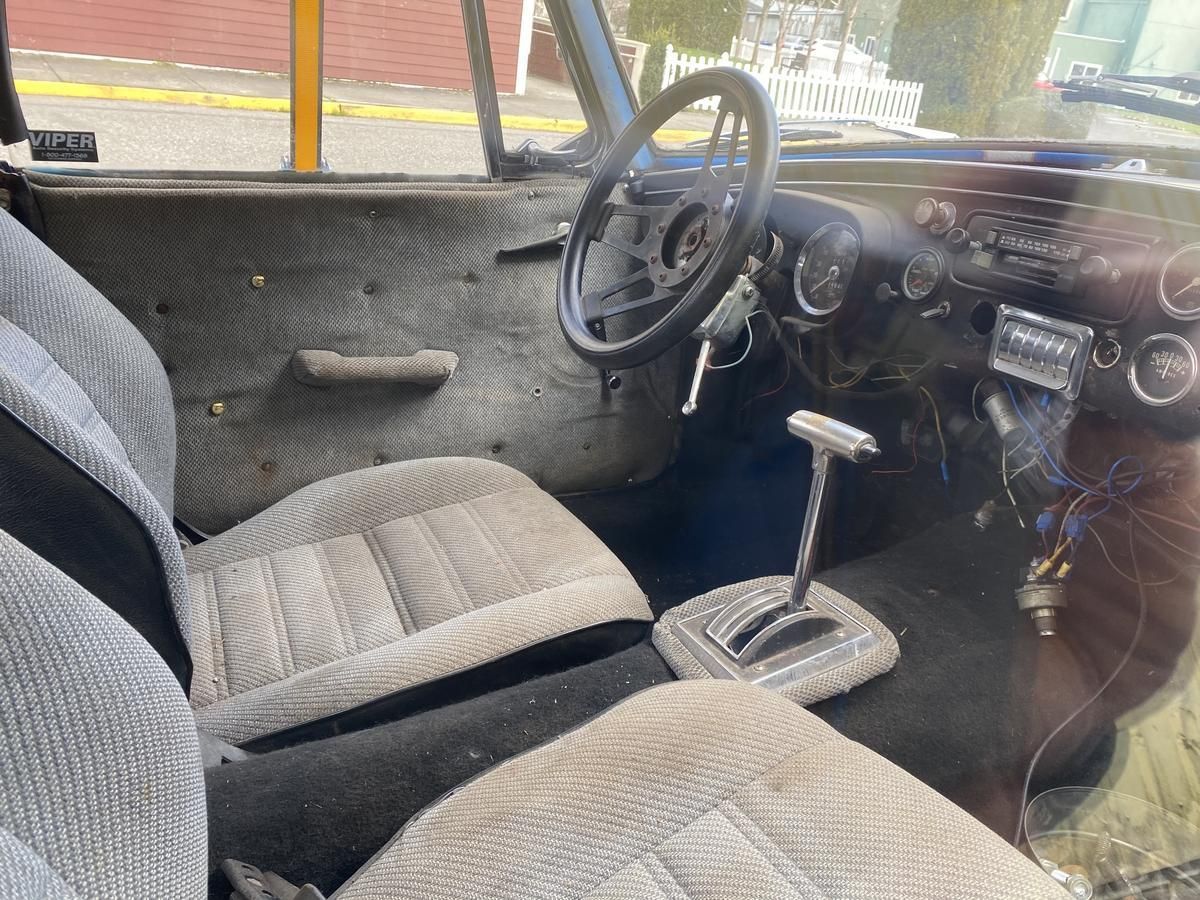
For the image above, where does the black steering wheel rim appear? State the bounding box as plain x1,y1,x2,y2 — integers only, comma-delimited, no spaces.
557,67,780,370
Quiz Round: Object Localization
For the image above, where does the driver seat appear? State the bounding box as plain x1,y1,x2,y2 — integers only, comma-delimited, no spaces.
0,208,652,746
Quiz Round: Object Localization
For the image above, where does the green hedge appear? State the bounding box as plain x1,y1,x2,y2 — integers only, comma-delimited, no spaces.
627,0,744,59
887,0,1062,135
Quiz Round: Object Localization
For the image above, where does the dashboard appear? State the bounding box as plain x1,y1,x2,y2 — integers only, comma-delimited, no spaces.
760,159,1200,434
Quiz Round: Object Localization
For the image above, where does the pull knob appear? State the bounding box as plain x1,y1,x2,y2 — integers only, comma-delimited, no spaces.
875,282,899,303
914,197,939,228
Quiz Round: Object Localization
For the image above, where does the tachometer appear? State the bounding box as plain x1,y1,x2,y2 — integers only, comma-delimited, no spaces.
901,249,944,302
1129,333,1197,407
1159,243,1200,320
795,223,861,317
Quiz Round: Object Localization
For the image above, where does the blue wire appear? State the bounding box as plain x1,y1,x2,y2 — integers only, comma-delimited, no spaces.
1003,382,1145,502
1003,382,1102,496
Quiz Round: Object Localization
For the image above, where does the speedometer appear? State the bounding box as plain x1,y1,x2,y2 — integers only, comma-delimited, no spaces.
1159,243,1200,320
795,223,861,317
901,249,944,302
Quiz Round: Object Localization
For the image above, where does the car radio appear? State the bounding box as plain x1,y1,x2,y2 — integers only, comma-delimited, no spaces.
951,213,1150,321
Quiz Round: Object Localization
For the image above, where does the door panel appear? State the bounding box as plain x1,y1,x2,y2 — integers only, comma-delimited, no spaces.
26,173,678,533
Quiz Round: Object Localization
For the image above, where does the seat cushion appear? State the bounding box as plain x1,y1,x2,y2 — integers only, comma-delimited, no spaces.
333,680,1066,900
185,457,651,744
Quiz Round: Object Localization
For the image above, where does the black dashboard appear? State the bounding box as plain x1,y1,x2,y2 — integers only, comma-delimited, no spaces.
757,159,1200,434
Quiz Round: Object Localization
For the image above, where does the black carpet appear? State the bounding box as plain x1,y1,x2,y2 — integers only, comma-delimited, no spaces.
206,641,674,897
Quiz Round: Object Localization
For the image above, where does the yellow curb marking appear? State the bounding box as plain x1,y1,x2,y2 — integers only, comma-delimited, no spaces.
15,79,708,142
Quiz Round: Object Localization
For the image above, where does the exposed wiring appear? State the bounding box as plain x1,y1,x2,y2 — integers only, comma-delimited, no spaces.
707,309,763,370
918,386,950,490
1002,443,1027,529
970,377,988,424
1087,523,1198,586
1013,517,1148,848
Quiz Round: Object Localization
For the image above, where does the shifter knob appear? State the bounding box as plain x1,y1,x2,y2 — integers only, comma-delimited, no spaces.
787,411,881,464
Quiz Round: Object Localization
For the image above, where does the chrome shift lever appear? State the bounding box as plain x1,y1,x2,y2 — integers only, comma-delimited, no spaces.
786,411,880,613
668,410,885,691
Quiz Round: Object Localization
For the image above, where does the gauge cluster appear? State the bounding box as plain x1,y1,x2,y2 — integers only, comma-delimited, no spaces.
766,172,1200,433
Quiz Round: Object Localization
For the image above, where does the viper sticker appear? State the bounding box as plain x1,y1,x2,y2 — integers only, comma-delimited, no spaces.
28,130,99,163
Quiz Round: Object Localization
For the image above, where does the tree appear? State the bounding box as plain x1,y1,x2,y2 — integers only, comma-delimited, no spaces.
627,0,747,55
886,0,1061,135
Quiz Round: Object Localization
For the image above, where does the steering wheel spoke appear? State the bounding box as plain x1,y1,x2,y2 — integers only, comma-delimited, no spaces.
697,104,743,196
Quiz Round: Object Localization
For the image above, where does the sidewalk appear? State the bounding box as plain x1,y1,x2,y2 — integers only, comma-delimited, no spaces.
11,49,593,134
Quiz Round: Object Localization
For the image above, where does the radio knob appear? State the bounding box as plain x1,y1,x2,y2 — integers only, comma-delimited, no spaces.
914,197,939,228
945,227,980,254
1079,255,1119,285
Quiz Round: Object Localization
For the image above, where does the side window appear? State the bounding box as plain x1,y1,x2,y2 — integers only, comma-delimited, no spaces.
1068,61,1102,80
0,0,592,174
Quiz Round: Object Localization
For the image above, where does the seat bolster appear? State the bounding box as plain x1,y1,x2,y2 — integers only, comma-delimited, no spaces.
192,573,651,745
332,680,1067,900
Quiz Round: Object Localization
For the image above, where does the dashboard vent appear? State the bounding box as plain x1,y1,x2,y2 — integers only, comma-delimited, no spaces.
989,305,1093,399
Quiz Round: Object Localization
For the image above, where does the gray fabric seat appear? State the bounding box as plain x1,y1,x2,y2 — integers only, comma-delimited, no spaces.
0,208,650,745
184,457,649,744
0,529,1066,899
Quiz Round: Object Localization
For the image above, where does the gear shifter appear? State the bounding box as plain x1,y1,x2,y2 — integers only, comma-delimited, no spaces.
784,411,880,612
669,410,884,692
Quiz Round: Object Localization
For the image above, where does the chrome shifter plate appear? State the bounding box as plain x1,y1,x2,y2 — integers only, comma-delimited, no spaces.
670,582,880,691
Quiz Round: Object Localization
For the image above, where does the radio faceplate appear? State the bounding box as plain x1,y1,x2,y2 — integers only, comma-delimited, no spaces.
954,213,1150,322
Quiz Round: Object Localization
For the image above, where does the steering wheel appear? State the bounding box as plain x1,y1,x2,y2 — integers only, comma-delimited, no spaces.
557,68,781,370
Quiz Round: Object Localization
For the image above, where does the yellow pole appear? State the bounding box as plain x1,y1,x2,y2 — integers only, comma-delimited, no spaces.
290,0,323,171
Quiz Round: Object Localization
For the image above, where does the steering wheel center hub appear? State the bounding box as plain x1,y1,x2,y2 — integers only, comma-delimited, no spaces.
664,201,723,272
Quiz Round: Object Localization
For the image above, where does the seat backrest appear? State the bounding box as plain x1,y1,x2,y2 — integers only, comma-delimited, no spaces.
0,209,192,686
0,528,207,899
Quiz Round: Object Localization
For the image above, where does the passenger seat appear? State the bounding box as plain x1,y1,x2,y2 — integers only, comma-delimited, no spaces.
0,529,1066,899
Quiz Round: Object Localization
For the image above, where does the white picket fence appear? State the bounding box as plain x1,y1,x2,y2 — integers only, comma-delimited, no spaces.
661,45,925,129
728,38,890,81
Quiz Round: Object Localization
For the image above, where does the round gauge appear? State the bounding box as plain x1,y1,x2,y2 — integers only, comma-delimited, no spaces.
1128,333,1198,407
795,223,861,317
1158,243,1200,320
901,249,944,302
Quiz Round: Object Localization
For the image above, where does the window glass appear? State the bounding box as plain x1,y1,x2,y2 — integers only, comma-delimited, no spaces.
0,0,582,174
492,3,590,160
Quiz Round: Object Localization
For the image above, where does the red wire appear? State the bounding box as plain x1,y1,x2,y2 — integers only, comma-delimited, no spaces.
741,355,790,410
872,399,927,476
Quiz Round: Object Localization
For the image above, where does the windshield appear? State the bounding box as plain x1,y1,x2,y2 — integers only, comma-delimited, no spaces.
607,0,1200,155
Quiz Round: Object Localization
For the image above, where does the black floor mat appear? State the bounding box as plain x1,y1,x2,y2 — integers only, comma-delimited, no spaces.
205,641,675,897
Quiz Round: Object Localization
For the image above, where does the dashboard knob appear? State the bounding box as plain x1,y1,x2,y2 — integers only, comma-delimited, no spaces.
914,197,939,228
944,227,978,254
875,282,899,303
1079,255,1119,285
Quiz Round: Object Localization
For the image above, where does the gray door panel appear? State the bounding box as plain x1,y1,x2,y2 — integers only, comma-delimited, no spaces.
27,174,678,532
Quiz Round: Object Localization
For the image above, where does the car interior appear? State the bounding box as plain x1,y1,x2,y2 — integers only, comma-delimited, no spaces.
2,0,1200,898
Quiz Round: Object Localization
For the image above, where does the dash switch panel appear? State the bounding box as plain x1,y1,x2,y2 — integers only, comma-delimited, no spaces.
989,304,1093,399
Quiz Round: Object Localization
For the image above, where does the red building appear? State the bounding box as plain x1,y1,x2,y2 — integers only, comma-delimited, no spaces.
7,0,526,93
